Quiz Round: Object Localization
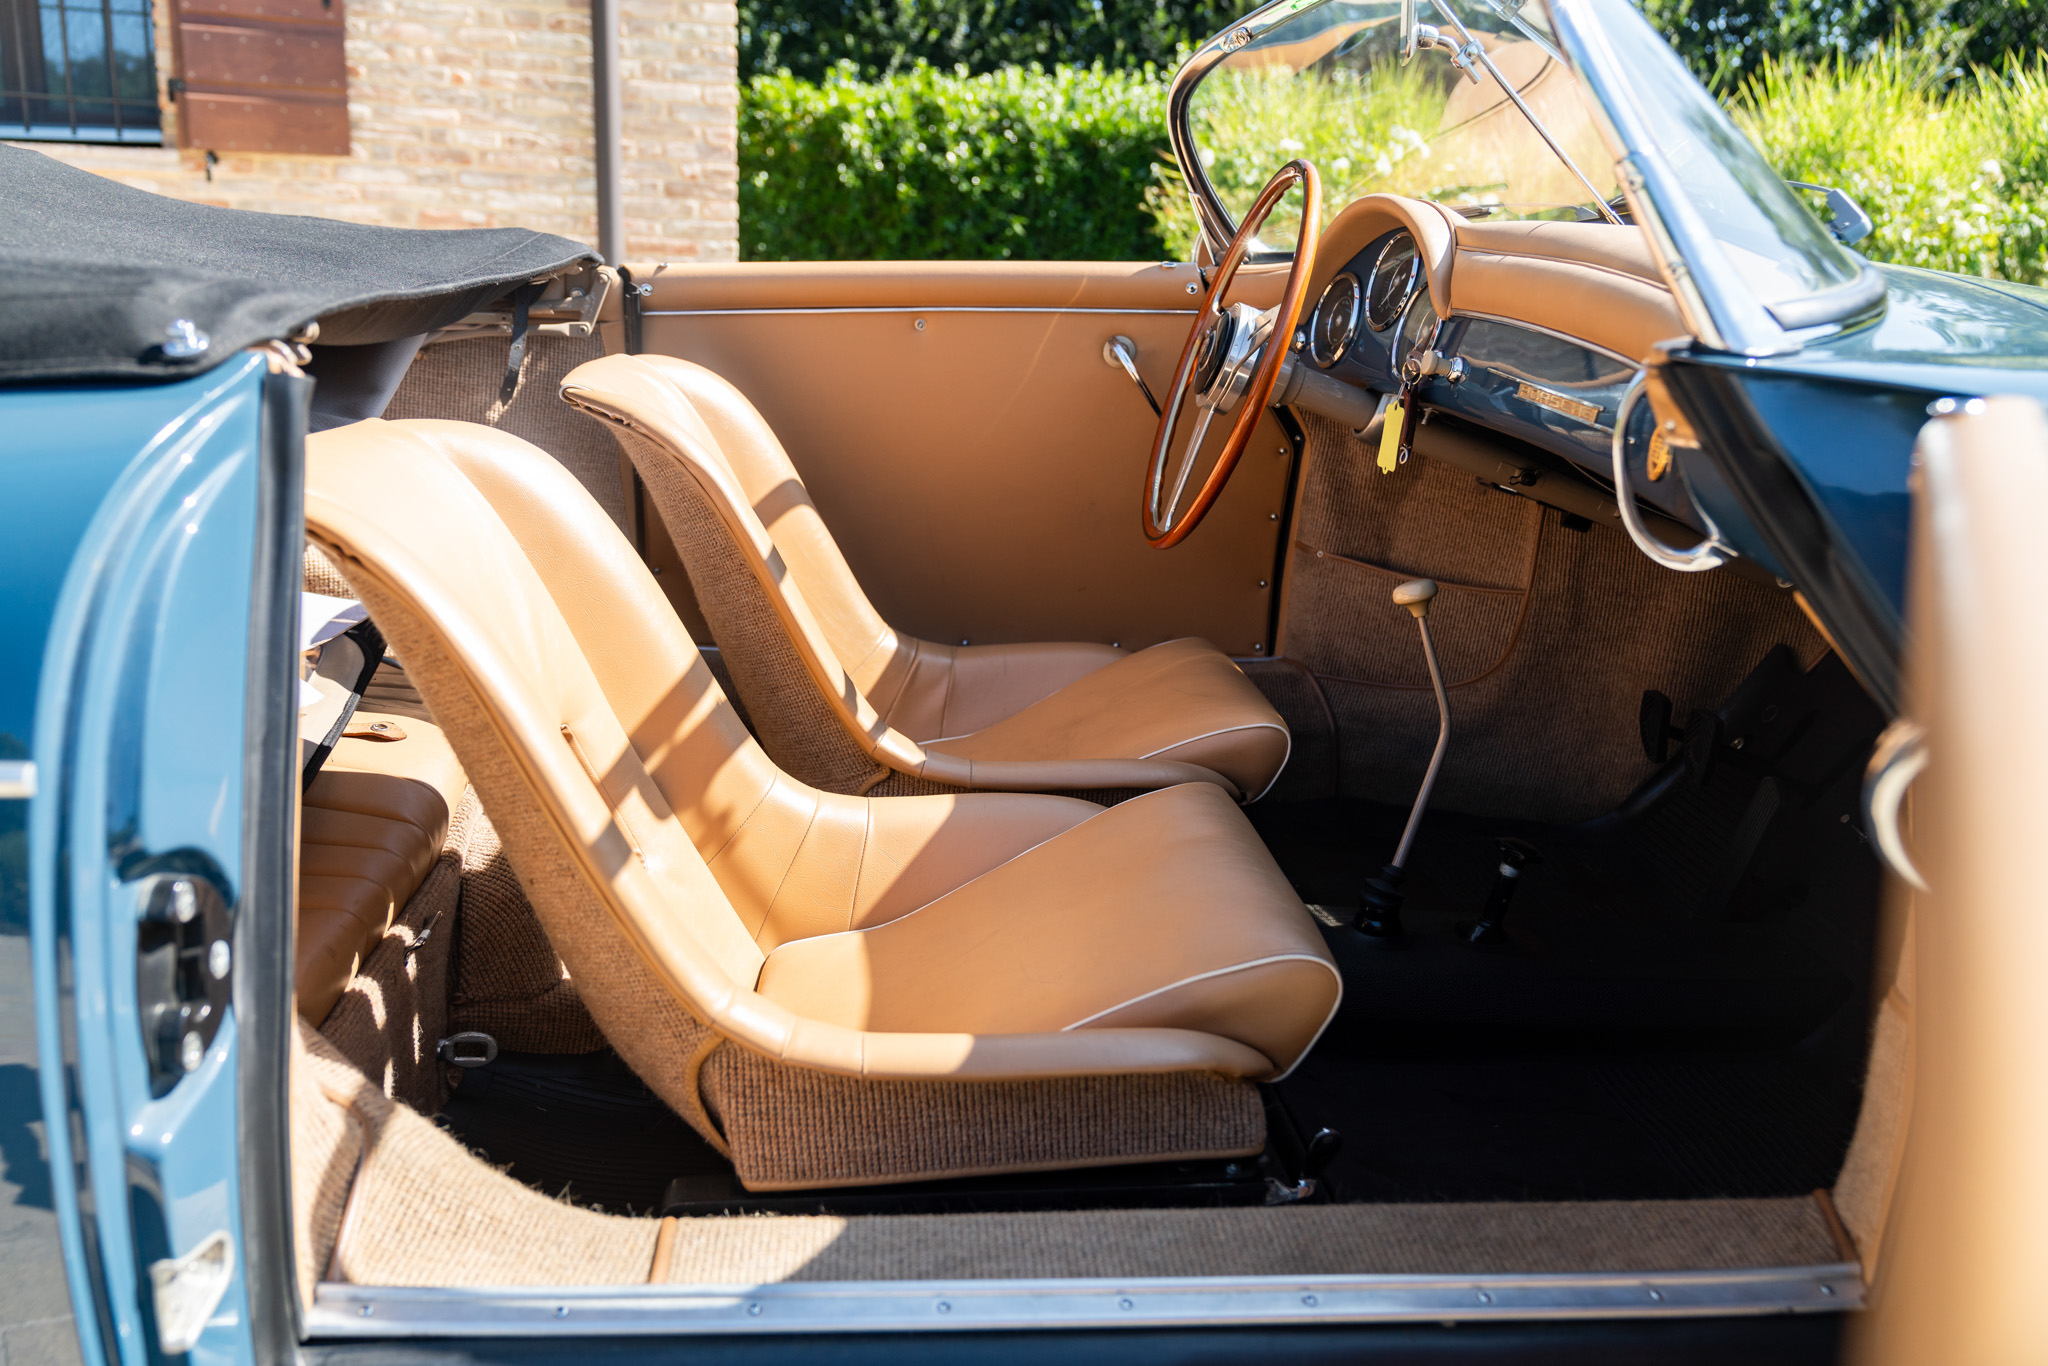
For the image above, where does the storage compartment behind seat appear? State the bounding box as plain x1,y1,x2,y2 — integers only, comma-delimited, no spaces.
298,559,471,1110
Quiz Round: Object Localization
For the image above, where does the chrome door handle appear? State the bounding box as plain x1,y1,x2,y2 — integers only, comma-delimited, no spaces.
1863,718,1929,891
1612,370,1736,572
1104,335,1162,417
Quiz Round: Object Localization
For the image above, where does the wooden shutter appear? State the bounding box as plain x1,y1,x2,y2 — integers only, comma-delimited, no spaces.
169,0,349,155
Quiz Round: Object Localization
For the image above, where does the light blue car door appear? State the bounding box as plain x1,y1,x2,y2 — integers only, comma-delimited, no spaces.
7,352,304,1366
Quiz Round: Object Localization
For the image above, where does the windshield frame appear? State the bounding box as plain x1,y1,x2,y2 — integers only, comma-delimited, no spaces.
1167,0,1337,260
1539,0,1883,355
1170,0,1885,355
1168,0,1619,260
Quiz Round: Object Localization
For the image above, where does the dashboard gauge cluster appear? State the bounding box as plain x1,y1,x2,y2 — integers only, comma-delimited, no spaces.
1309,272,1361,366
1365,232,1422,332
1291,226,1699,526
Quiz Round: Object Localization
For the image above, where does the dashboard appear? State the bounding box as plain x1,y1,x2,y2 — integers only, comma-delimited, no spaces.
1296,225,1695,526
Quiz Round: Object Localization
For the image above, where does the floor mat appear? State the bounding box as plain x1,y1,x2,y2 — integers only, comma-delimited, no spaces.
436,1049,728,1215
1277,1032,1866,1202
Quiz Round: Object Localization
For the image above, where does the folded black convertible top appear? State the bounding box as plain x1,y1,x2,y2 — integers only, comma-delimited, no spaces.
0,144,597,385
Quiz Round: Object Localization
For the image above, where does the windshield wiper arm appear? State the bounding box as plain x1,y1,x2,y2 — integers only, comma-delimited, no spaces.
1425,0,1624,227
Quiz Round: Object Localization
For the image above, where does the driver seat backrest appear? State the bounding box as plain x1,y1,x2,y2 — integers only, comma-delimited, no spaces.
304,417,1339,1189
560,351,1291,801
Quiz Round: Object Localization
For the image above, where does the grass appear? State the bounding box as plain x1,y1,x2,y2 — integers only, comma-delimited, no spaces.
1730,46,2048,285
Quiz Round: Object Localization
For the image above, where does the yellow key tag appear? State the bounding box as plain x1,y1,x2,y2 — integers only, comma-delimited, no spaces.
1377,399,1405,473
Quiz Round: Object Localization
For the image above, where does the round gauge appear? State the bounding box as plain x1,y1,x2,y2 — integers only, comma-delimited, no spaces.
1366,232,1421,332
1392,286,1439,373
1310,272,1362,367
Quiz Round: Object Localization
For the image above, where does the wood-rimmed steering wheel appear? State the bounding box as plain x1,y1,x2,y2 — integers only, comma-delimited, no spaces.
1142,159,1322,549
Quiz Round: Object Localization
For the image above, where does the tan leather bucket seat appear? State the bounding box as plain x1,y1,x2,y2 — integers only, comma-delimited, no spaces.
558,353,1290,802
304,417,1339,1189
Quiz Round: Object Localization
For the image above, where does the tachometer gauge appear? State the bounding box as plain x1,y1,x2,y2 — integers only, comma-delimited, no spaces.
1366,232,1422,332
1310,272,1361,366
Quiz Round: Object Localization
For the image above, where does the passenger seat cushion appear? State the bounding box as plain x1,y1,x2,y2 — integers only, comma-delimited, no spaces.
923,639,1291,801
755,783,1340,1075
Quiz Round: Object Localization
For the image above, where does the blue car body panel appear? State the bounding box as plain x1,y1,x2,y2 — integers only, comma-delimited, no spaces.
11,355,269,1366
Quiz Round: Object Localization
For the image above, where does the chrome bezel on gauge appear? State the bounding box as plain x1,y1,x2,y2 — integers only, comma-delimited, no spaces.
1390,284,1440,375
1310,272,1362,367
1366,232,1422,332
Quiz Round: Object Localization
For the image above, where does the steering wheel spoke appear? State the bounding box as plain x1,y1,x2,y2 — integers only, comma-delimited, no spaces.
1162,402,1220,533
1141,160,1323,549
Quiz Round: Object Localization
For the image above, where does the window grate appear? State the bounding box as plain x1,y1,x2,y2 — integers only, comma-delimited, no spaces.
1,0,161,143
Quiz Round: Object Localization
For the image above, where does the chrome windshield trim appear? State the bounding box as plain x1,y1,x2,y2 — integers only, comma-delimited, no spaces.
1543,0,1847,356
306,1264,1862,1338
1765,264,1888,332
1168,0,1330,261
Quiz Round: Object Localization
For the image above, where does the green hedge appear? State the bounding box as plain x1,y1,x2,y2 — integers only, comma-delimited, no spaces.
740,0,1241,81
740,50,2048,285
739,62,1173,261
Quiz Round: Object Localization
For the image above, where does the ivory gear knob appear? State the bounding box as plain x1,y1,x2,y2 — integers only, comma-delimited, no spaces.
1392,578,1439,618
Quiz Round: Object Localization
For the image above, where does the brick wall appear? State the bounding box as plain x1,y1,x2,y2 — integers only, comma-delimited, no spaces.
7,0,736,260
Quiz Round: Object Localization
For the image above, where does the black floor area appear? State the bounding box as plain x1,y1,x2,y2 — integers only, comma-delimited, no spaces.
1254,651,1886,1203
438,1049,727,1215
443,653,1887,1215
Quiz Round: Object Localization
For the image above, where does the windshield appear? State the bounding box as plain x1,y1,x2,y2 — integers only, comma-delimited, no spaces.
1171,0,1620,254
1555,0,1860,310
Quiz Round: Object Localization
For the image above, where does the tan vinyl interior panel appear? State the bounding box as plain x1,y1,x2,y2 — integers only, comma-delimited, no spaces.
1853,396,2048,1366
1450,219,1688,362
611,262,1293,654
1302,194,1461,314
1300,197,1689,364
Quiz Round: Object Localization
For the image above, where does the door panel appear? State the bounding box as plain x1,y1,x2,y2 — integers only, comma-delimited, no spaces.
616,261,1294,655
24,357,274,1365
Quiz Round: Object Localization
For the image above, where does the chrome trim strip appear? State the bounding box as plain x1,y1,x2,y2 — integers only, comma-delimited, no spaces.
1765,264,1887,332
1610,369,1734,571
307,1264,1862,1338
643,307,1200,318
1168,0,1324,260
1445,311,1638,369
0,760,34,799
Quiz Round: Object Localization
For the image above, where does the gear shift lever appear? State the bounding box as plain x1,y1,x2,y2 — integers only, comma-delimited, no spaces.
1355,579,1452,945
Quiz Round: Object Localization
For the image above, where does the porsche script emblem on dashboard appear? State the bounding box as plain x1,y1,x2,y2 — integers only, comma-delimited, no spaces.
1514,381,1602,427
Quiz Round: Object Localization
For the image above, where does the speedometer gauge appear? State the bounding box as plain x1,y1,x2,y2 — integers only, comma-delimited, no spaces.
1310,272,1361,366
1365,232,1421,332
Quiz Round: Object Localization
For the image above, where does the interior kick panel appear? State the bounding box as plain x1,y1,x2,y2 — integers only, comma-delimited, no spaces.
613,263,1293,654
